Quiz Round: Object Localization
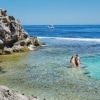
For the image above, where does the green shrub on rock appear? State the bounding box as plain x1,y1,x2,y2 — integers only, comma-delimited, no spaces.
8,16,15,21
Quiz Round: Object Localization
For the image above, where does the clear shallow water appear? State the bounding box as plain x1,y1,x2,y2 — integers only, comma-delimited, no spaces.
82,55,100,79
0,25,100,99
39,38,100,80
24,25,100,80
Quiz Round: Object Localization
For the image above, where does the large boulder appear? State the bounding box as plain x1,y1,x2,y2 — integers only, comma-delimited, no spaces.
3,47,13,54
0,8,43,54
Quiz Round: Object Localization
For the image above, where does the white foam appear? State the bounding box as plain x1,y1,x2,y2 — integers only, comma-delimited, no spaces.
38,37,100,42
56,37,100,42
38,36,55,39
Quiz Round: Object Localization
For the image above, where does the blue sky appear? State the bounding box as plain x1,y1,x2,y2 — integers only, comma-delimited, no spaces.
0,0,100,25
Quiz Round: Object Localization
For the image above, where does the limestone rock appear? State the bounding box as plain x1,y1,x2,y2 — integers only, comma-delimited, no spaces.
0,86,40,100
4,47,13,54
0,8,43,54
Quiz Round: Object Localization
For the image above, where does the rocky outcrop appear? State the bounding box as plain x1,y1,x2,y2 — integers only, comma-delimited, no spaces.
0,86,39,100
0,8,43,54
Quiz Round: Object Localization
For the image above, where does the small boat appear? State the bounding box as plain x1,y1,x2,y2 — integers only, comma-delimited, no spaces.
48,25,54,29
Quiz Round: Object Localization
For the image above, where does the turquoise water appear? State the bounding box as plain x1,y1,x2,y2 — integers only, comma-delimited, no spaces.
40,37,100,80
82,55,100,79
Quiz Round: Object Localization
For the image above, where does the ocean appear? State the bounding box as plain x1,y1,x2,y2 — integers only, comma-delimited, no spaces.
24,25,100,79
0,25,100,100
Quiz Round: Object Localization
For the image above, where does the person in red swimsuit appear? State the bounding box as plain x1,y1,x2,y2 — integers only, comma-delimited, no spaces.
75,55,80,67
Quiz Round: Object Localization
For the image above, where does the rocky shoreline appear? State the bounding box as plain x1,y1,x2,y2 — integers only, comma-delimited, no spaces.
0,8,45,100
0,8,44,55
0,86,40,100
